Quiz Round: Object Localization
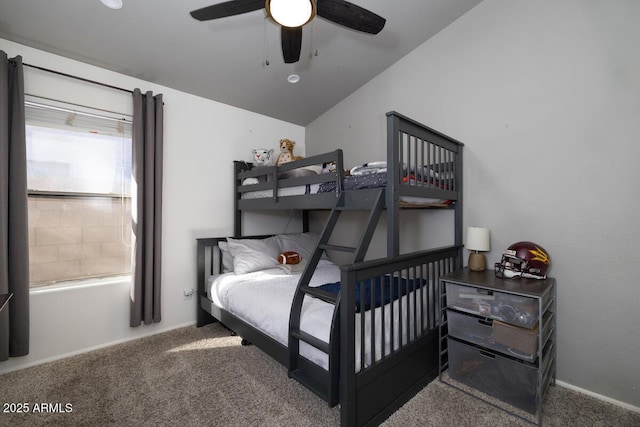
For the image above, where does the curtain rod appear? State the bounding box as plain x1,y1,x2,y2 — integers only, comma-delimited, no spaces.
23,62,133,94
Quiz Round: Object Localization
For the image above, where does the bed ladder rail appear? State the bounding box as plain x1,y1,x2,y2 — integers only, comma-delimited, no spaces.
288,188,385,405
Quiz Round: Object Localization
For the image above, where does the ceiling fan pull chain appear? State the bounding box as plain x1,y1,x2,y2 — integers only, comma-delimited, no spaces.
264,15,270,66
312,19,319,58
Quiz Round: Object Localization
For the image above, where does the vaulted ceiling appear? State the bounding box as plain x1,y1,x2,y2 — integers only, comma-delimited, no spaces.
0,0,482,125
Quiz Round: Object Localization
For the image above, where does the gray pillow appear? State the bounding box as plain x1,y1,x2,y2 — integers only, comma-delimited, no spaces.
276,232,327,262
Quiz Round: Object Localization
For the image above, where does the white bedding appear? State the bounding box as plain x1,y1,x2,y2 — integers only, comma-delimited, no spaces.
207,260,431,371
242,185,445,205
241,164,324,199
241,183,321,199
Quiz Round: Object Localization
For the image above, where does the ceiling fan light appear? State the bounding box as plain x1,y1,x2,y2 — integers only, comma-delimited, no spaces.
100,0,123,10
267,0,315,28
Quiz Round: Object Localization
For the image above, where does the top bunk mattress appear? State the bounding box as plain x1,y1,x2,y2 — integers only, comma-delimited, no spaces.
240,162,452,206
241,183,321,199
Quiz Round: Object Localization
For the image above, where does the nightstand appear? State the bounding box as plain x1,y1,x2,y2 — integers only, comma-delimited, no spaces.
438,268,556,426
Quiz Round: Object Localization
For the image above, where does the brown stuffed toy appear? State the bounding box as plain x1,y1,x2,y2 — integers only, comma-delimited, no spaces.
276,139,304,166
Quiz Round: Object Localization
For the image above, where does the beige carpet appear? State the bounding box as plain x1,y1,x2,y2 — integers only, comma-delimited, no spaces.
1,323,638,426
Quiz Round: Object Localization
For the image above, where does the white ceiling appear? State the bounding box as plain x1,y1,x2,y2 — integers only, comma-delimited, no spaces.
0,0,482,125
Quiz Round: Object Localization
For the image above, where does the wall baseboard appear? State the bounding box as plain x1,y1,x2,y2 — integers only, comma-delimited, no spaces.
556,380,640,414
0,321,197,375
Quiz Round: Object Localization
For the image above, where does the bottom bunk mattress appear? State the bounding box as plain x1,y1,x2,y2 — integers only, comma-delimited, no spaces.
205,260,434,371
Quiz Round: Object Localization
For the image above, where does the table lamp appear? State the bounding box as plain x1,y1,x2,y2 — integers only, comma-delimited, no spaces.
466,226,490,272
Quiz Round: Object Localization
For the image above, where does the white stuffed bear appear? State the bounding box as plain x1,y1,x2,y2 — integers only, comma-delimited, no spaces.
243,148,274,185
252,148,274,166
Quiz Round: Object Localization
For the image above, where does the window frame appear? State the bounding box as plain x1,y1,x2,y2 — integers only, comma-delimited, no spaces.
25,96,134,287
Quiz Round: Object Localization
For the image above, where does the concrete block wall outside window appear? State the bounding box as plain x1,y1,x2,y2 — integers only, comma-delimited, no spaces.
28,195,132,286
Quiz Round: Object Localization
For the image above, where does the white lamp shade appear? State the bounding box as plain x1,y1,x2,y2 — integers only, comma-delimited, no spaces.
268,0,315,27
466,227,491,252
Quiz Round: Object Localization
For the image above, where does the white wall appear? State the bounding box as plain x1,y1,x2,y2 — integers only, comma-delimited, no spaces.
307,0,640,410
0,38,304,373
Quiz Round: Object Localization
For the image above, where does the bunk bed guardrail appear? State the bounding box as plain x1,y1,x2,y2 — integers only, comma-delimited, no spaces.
234,149,345,201
338,245,460,426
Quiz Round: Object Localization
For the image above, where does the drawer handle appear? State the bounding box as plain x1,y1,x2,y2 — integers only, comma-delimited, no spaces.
478,319,492,327
479,350,496,359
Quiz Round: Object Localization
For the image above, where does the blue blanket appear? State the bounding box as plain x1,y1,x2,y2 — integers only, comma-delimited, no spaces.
317,275,425,313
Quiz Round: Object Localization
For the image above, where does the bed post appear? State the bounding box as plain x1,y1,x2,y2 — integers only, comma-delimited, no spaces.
302,210,309,233
386,112,401,257
339,267,357,427
196,238,217,327
454,148,464,270
233,161,246,237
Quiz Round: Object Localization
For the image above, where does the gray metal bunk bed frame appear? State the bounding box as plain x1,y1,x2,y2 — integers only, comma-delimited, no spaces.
196,112,464,426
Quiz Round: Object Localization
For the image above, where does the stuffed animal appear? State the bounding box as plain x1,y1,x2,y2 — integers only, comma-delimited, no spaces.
322,161,350,176
276,139,304,166
321,162,336,174
252,148,274,166
243,148,275,185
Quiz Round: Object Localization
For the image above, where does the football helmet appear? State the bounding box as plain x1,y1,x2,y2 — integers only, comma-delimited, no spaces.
495,241,550,279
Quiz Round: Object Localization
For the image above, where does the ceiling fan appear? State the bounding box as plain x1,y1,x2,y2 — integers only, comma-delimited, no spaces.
190,0,386,64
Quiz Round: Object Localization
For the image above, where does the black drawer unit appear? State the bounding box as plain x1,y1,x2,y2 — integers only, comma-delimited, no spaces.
438,268,556,426
444,281,551,329
447,309,553,362
448,338,555,414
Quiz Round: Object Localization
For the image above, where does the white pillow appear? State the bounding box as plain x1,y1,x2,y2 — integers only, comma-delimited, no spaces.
218,241,233,273
276,232,326,262
226,236,280,274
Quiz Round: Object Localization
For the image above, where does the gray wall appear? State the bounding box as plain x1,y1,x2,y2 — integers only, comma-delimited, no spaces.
306,0,640,409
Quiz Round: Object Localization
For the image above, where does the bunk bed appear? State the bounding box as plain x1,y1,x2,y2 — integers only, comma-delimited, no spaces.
196,112,464,426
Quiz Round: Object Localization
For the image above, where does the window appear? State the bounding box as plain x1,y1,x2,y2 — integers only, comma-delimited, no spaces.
26,98,133,286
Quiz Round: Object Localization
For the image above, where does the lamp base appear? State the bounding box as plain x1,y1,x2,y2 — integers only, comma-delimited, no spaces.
468,252,487,272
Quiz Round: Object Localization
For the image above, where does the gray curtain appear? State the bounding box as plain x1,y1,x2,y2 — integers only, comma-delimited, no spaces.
130,89,163,327
0,51,29,360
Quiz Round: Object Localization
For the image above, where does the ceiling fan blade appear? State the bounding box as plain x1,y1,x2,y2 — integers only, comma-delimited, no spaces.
317,0,386,34
281,27,303,63
190,0,264,21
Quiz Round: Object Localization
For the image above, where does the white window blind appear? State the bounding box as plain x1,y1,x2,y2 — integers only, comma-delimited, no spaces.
25,98,133,196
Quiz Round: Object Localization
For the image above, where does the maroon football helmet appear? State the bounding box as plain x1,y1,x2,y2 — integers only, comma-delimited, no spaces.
495,241,550,279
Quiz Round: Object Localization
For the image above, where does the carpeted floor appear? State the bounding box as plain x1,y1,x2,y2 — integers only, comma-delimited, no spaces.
0,323,638,426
